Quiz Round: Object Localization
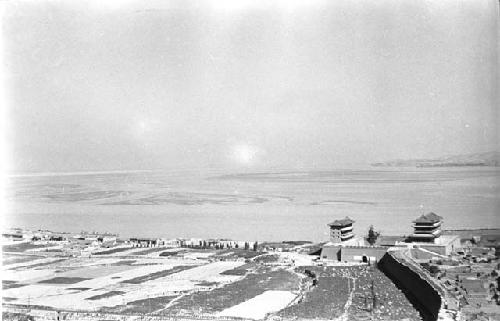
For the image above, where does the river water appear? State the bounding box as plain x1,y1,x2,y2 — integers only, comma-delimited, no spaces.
5,167,500,242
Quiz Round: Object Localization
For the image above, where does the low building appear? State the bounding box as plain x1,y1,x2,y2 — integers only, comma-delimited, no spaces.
470,247,495,257
98,236,117,248
477,234,500,257
159,238,181,247
2,228,35,242
2,232,24,241
375,235,407,247
414,235,462,256
49,234,67,242
72,235,99,246
462,277,486,295
130,237,160,247
321,244,387,263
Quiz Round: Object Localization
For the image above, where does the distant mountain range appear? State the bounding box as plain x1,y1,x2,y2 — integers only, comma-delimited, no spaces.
371,151,500,167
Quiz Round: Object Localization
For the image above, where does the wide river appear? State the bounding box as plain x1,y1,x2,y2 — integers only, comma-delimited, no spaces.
5,167,500,242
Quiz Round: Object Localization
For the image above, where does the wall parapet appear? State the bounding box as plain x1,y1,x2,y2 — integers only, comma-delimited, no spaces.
342,245,387,250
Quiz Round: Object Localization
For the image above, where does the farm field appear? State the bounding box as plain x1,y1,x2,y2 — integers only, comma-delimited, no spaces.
279,266,421,321
3,254,45,266
2,247,254,313
2,246,420,320
166,265,301,315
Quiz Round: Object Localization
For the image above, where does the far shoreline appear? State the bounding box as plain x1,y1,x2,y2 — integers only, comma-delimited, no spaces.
3,227,499,244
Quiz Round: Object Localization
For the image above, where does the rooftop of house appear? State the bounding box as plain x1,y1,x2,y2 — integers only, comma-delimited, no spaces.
375,235,406,246
409,248,435,259
478,234,500,247
462,277,486,293
413,212,443,224
328,216,355,227
324,235,365,247
129,237,159,242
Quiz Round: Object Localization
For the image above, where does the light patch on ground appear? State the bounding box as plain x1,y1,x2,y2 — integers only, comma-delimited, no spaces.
87,261,247,309
153,260,244,284
67,263,178,289
87,261,242,309
93,246,136,256
27,245,64,253
3,264,175,302
125,247,165,257
3,260,242,311
125,257,198,265
57,265,135,278
279,252,316,266
2,269,57,282
217,290,296,320
68,258,123,267
4,257,62,270
183,251,215,259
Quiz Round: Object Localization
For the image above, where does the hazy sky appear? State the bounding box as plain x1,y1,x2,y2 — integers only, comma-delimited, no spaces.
4,0,499,172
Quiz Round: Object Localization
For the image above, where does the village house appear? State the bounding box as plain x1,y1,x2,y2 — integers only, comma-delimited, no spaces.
98,235,117,248
129,237,161,247
49,234,67,242
477,234,500,257
160,238,182,247
2,230,24,242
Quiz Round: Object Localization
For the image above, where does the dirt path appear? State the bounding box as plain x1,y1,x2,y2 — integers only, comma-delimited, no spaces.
153,292,187,313
339,277,356,321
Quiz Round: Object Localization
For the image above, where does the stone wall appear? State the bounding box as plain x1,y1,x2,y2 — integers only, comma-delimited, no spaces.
341,246,387,263
320,244,341,260
378,251,442,321
320,245,387,263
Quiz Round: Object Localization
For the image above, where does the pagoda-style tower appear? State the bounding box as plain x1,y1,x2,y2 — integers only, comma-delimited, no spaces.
328,217,355,243
411,212,443,242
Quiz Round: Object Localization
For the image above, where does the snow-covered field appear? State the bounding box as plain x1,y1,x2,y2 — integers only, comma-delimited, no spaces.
217,290,297,319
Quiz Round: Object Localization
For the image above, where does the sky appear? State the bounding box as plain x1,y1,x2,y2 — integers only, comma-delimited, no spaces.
3,0,499,172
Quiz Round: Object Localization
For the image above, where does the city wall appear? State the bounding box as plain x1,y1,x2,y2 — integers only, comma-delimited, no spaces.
377,251,442,321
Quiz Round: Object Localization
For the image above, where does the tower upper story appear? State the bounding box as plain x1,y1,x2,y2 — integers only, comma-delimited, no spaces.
411,212,443,242
328,216,355,243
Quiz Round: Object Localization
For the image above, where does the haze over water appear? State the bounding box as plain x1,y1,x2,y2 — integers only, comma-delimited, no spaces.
6,167,499,242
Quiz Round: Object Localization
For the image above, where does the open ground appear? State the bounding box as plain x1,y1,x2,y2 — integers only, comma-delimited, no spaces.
3,244,420,320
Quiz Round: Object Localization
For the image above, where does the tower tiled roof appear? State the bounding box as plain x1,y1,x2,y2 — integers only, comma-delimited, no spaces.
328,216,355,227
413,212,443,223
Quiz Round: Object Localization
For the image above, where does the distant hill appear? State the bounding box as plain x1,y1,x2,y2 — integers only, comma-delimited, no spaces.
371,151,500,167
